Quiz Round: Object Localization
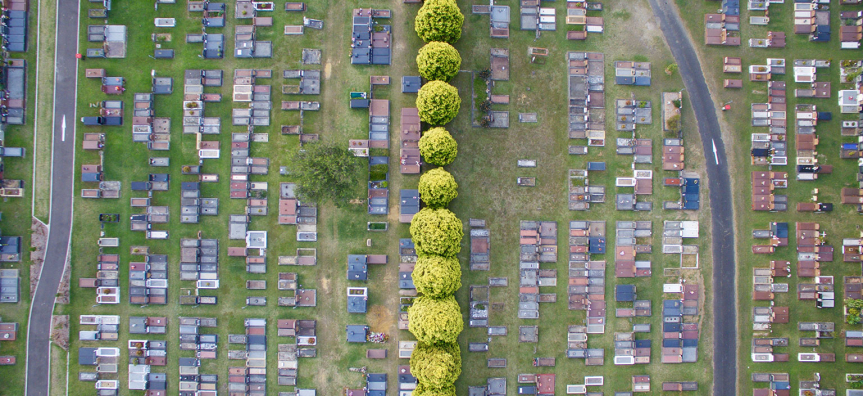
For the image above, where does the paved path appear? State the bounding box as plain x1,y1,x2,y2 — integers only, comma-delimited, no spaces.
25,0,79,394
647,0,738,394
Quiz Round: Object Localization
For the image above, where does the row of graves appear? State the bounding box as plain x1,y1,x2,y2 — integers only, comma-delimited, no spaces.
615,95,654,211
795,103,833,182
704,12,741,46
283,2,325,35
661,221,700,268
519,0,556,33
0,318,18,365
227,318,268,395
614,61,651,86
79,246,121,304
2,0,29,52
795,222,836,309
128,252,168,305
232,69,272,128
279,49,322,142
178,317,219,395
840,9,863,49
749,30,786,49
751,373,791,396
128,327,168,393
233,15,273,58
566,51,606,154
660,283,700,363
471,1,511,38
564,0,604,41
749,77,788,166
183,69,223,155
484,48,510,128
278,182,319,242
79,77,122,199
0,56,28,198
77,346,122,394
187,1,225,58
133,89,172,151
275,319,317,390
350,9,391,65
399,107,421,175
517,221,558,320
84,24,127,58
794,1,831,43
749,57,786,83
567,220,607,366
179,236,221,300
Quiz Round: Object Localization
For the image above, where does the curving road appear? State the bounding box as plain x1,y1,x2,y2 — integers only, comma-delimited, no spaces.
25,0,79,394
647,0,738,395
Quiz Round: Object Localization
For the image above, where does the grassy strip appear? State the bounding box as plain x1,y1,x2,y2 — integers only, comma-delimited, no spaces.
31,0,58,223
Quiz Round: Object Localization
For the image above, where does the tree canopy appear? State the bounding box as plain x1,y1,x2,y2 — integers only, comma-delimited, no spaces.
417,81,461,126
413,255,462,298
409,208,463,257
410,342,462,389
418,127,458,166
417,42,462,82
418,168,458,208
412,382,457,396
286,142,363,207
415,0,464,44
408,296,464,344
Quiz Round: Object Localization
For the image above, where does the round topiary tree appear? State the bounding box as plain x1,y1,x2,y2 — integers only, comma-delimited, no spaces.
409,208,463,257
408,295,464,344
419,127,458,166
412,382,456,396
417,42,462,82
410,342,462,389
418,168,458,208
417,81,461,126
415,0,464,44
413,255,462,298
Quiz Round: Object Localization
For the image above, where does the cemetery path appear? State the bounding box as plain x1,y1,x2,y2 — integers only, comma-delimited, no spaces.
26,0,79,394
647,0,738,394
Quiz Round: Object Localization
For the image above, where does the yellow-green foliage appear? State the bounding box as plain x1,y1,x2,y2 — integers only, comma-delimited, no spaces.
418,168,458,208
409,208,463,257
408,296,464,344
415,0,464,44
417,42,462,82
418,127,458,166
412,382,456,396
417,81,461,126
410,342,462,389
413,255,462,298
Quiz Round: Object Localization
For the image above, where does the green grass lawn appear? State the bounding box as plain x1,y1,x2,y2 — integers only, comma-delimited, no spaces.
674,0,863,393
0,0,40,393
55,1,717,395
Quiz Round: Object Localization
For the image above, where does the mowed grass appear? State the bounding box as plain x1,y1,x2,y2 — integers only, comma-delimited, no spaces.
0,0,40,394
31,0,57,223
674,0,863,393
58,1,717,396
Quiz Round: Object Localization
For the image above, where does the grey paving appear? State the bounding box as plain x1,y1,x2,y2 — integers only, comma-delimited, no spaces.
26,0,80,394
647,0,737,394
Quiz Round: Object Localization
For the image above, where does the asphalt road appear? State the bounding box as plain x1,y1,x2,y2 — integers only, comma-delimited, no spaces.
25,0,79,394
647,0,738,394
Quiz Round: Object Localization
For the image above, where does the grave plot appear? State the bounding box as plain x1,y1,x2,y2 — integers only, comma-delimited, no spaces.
399,107,421,174
660,283,700,364
568,167,605,211
350,8,392,65
750,81,788,167
79,315,120,342
614,221,652,278
517,221,557,320
470,219,490,271
278,272,317,307
662,221,700,268
282,69,321,95
179,236,220,297
795,222,836,309
234,24,272,58
129,253,168,305
566,52,605,154
567,220,607,364
564,1,603,41
472,2,510,38
470,286,490,328
178,316,219,392
127,338,168,391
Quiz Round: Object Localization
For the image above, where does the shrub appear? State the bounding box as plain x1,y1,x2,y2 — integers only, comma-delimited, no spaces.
415,0,464,44
666,114,681,132
412,382,456,396
418,168,458,208
417,81,461,125
410,342,462,389
419,127,458,166
409,208,463,257
417,42,462,82
408,296,464,344
413,255,462,298
286,142,363,207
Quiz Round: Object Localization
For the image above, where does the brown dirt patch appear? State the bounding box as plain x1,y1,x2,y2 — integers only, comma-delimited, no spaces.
366,304,394,333
30,218,48,298
50,315,69,350
324,62,332,80
55,259,70,304
320,276,331,294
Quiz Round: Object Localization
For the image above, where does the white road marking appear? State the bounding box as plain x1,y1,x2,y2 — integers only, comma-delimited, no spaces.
712,139,719,165
61,115,66,142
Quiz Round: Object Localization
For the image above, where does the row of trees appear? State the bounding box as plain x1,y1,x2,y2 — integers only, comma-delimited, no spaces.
409,2,465,395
